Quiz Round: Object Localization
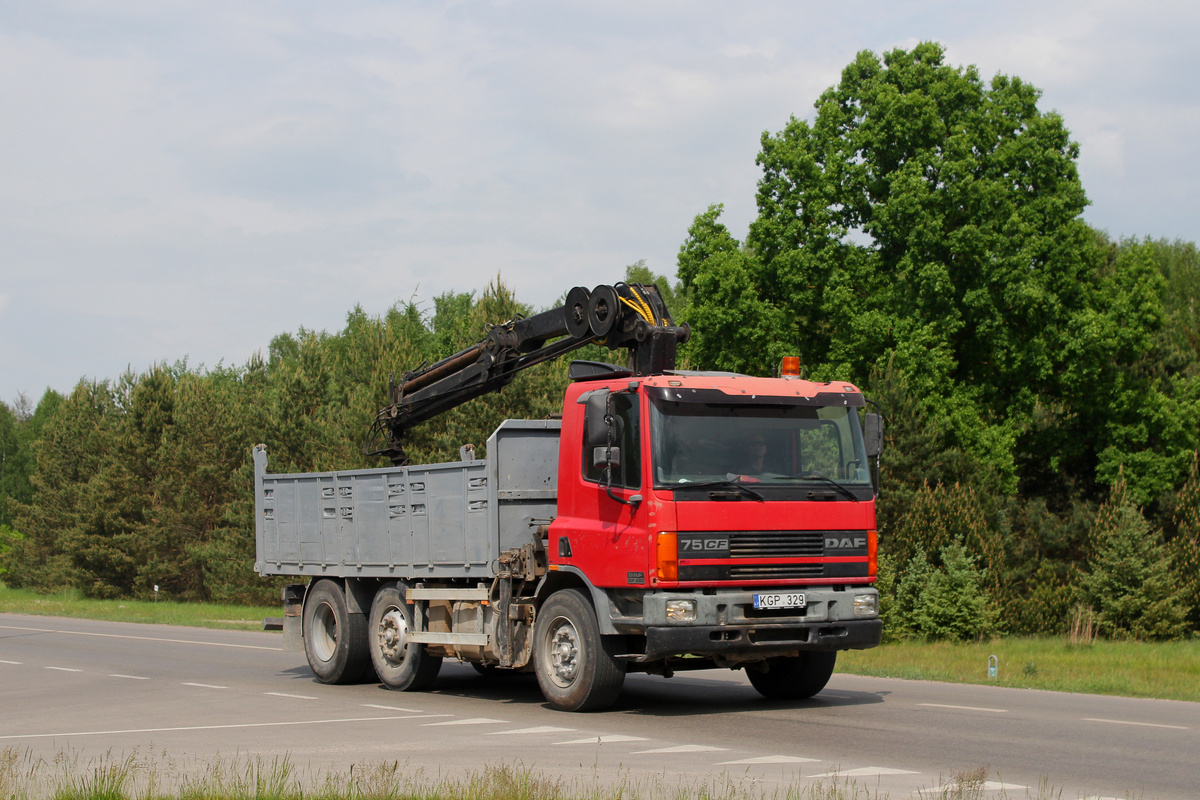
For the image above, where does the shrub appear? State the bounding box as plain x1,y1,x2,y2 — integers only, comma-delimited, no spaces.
885,542,997,641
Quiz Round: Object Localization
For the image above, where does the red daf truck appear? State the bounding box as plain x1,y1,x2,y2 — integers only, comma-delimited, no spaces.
255,283,882,711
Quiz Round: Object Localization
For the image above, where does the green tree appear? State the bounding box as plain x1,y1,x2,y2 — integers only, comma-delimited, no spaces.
886,542,996,641
680,42,1173,502
0,402,21,528
1170,452,1200,628
1079,475,1189,640
675,205,788,374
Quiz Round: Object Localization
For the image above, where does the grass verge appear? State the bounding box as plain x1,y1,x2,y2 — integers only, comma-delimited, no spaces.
0,583,278,631
839,636,1199,702
0,748,1081,800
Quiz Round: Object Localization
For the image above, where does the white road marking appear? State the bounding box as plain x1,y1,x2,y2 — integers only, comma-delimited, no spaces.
0,660,21,665
1082,717,1188,730
555,734,648,745
633,745,729,754
811,766,919,777
181,682,227,689
422,717,506,726
45,666,81,672
487,726,575,735
265,692,317,700
0,714,451,741
936,781,1028,791
720,755,819,765
362,704,423,713
0,623,277,651
918,703,1007,713
108,674,149,680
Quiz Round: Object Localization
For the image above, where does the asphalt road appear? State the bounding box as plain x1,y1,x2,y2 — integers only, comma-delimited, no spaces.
1,613,1197,799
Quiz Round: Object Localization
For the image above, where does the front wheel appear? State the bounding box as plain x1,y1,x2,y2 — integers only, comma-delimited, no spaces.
533,589,625,712
303,580,372,684
747,651,837,700
368,585,442,691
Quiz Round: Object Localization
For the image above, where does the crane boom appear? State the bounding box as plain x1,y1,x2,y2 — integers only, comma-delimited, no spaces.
365,283,689,464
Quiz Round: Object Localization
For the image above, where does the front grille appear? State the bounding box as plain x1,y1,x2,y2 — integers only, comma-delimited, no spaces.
729,530,824,557
675,530,870,582
730,563,824,579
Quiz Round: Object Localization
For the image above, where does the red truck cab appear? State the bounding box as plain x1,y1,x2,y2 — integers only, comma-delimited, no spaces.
545,367,882,682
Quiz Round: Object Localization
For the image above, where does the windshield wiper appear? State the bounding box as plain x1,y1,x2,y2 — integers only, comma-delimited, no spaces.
673,478,765,502
784,472,860,502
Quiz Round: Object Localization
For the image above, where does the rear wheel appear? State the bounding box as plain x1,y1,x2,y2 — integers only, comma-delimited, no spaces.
747,652,837,700
533,589,625,712
368,585,442,691
303,580,372,684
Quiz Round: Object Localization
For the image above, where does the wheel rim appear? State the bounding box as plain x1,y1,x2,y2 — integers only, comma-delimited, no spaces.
311,602,338,663
377,606,408,667
546,616,581,688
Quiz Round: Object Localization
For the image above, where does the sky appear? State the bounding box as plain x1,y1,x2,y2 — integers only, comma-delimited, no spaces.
2,1,1198,407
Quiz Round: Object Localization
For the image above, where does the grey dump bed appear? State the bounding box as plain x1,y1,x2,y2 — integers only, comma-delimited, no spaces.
254,420,560,580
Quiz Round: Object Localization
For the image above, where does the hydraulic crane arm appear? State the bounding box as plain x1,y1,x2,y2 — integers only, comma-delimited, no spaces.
365,283,689,464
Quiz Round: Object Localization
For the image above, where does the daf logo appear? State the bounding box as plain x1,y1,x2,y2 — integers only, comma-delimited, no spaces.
826,536,867,549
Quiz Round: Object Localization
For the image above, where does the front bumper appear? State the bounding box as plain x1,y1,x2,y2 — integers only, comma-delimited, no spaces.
641,618,882,661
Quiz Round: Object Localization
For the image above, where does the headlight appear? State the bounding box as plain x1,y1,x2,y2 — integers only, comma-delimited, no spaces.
853,594,878,617
665,599,697,622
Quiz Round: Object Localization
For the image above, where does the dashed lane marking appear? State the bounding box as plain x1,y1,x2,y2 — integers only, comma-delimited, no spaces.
362,704,423,713
555,735,648,745
811,767,919,778
719,756,819,765
265,692,317,700
633,745,729,754
0,714,451,741
1082,717,1188,730
487,726,575,735
45,667,81,672
109,674,148,680
181,682,227,689
423,717,506,726
918,703,1007,713
0,623,277,651
0,660,20,665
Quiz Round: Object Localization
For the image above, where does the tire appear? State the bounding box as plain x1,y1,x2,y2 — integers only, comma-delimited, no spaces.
368,585,442,691
533,589,625,712
746,651,837,700
303,580,372,684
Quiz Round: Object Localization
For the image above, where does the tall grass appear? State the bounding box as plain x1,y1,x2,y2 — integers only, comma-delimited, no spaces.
0,748,1077,800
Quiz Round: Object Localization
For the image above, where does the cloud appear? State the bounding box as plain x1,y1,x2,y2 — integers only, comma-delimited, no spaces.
1,1,1198,401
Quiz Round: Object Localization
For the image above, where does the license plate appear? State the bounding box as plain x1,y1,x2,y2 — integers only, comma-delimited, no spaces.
753,592,806,610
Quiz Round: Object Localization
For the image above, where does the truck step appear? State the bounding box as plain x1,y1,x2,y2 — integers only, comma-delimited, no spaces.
408,632,490,646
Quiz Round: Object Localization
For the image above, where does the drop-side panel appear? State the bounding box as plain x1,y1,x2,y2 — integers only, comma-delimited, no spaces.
253,443,494,579
252,421,560,580
407,460,491,578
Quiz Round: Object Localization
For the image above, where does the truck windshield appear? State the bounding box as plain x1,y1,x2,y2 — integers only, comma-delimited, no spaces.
649,399,872,492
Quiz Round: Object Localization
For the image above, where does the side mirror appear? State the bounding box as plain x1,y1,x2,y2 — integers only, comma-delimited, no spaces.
864,413,884,459
593,446,621,470
584,391,610,448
